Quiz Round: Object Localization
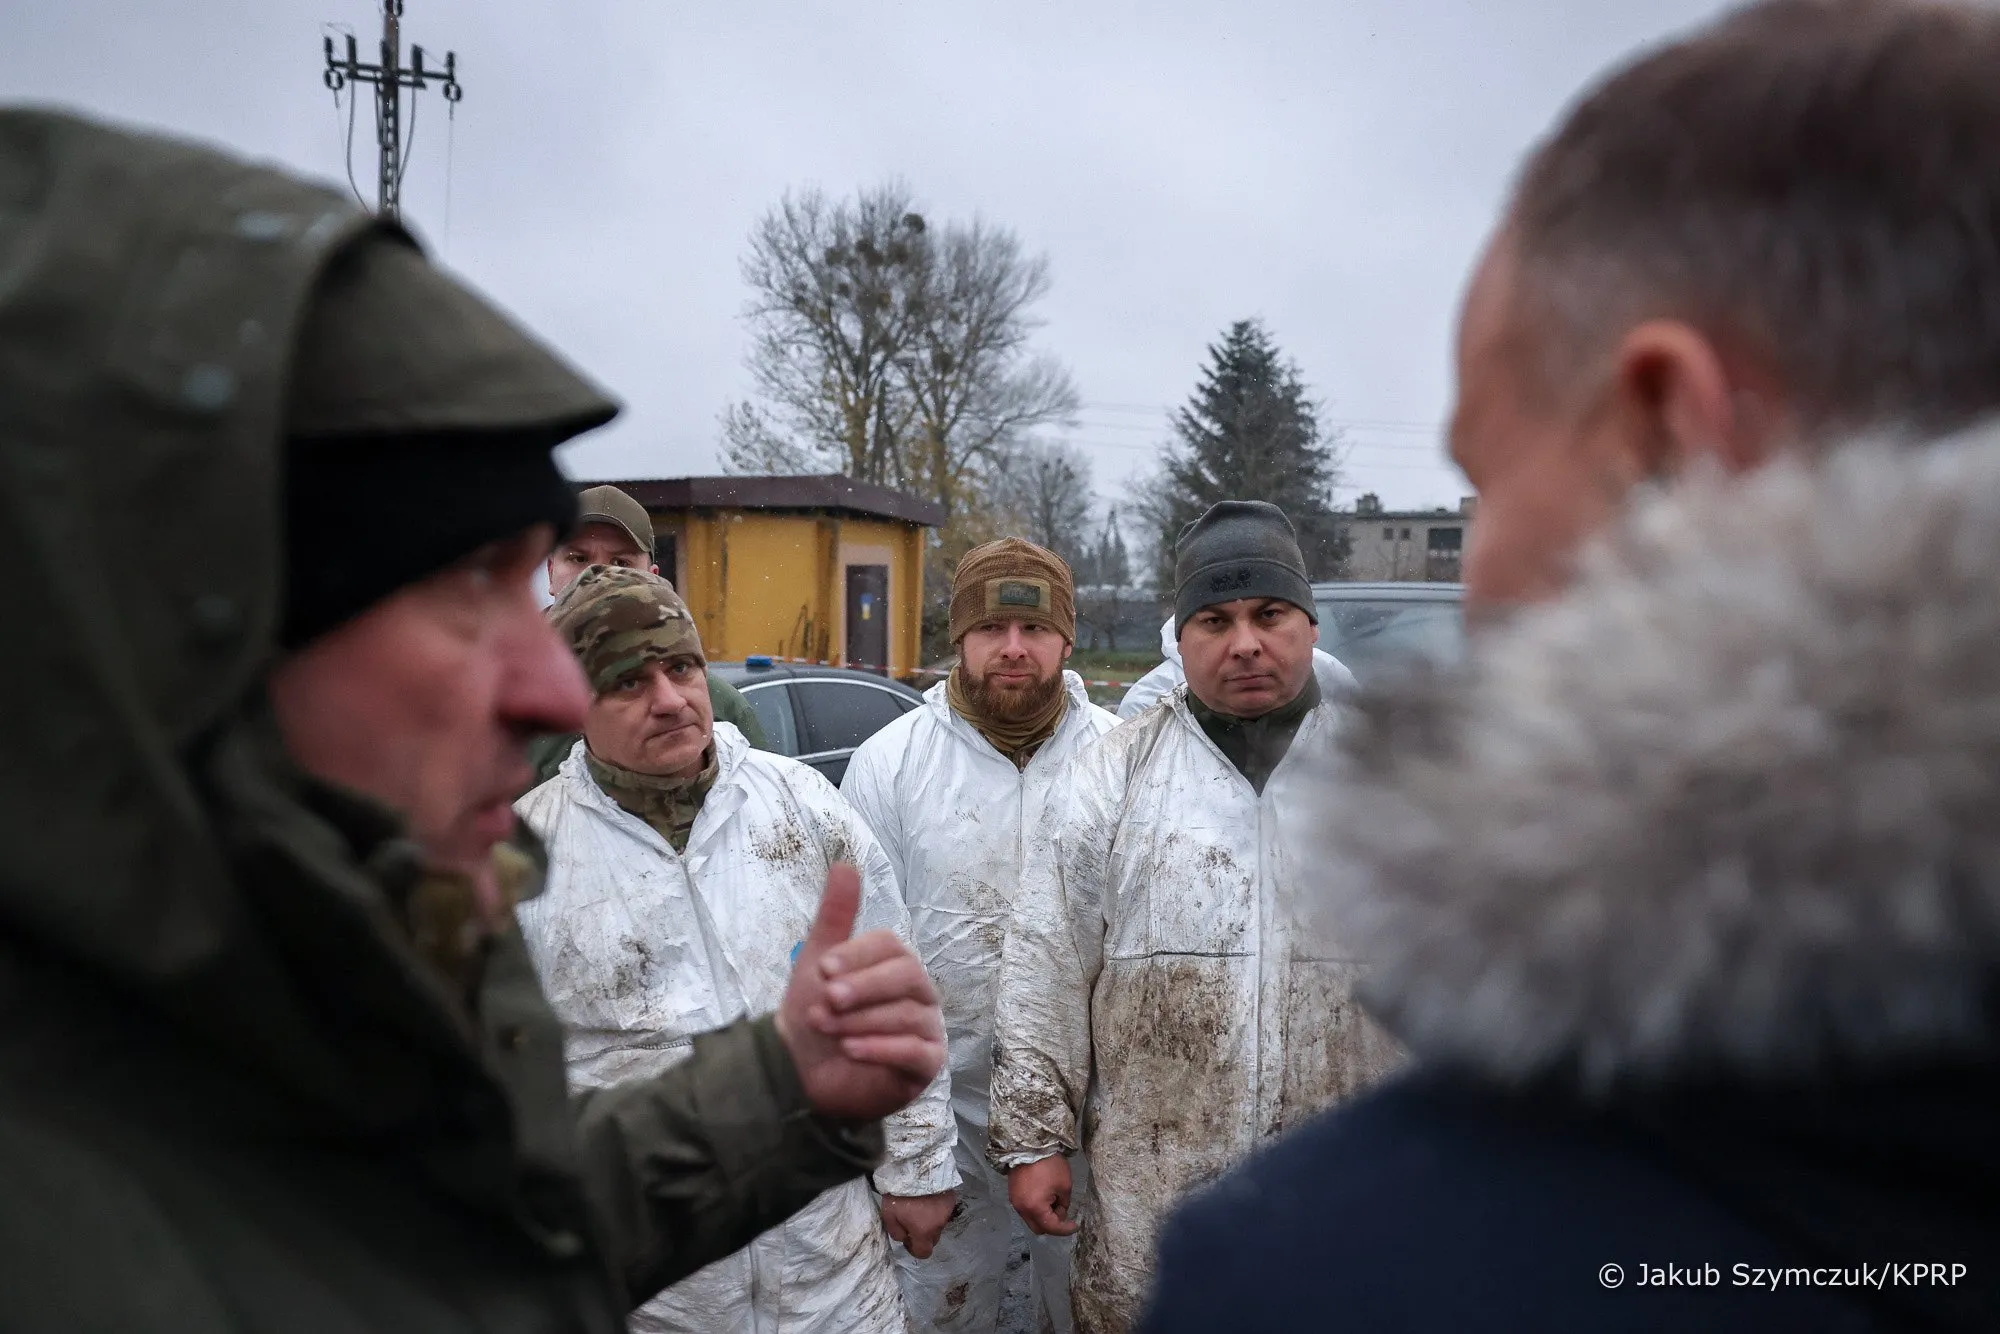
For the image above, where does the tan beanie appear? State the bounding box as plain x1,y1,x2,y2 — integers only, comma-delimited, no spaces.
948,538,1077,644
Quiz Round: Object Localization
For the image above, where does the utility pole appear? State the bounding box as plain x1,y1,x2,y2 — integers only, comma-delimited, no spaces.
323,0,463,220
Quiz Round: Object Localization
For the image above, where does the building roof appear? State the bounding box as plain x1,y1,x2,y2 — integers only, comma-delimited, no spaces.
589,475,945,528
1344,509,1471,523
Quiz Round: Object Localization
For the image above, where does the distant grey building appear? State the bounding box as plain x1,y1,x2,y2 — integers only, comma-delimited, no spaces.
1338,495,1476,583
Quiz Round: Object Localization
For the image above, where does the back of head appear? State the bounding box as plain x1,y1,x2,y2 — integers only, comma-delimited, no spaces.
0,109,378,989
1510,0,2000,438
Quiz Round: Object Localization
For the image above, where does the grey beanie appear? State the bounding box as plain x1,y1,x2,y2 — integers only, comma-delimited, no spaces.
1174,500,1318,634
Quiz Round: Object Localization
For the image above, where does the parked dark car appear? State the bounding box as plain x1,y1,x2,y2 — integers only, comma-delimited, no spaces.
1312,581,1465,685
708,658,926,786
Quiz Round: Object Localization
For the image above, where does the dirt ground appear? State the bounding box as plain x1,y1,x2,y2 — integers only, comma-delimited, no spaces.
997,1242,1036,1333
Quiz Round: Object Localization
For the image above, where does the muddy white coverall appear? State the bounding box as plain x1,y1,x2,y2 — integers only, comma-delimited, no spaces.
1117,618,1356,720
986,688,1401,1334
517,724,960,1333
841,673,1118,1334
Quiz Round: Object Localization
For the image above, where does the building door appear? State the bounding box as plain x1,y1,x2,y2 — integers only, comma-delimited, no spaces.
844,564,890,674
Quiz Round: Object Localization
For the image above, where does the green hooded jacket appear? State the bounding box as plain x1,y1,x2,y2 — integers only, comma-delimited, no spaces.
0,109,880,1332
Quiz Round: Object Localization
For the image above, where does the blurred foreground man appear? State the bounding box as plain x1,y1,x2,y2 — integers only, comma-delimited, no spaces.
0,111,945,1332
518,566,960,1333
528,482,765,782
989,503,1401,1333
842,539,1119,1333
1146,3,2000,1331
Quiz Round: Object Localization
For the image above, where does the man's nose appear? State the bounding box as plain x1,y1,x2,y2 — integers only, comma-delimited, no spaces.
1001,624,1029,655
648,670,694,715
1224,620,1263,657
507,618,590,736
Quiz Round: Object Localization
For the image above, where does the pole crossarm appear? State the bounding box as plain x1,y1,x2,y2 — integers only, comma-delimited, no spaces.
322,37,463,100
319,1,463,220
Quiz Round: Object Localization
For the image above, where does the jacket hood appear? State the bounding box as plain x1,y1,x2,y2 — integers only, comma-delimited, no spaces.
1159,616,1181,666
0,110,572,1129
1312,424,2000,1092
0,110,386,980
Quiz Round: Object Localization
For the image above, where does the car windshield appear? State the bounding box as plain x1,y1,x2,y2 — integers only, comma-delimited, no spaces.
1315,595,1464,684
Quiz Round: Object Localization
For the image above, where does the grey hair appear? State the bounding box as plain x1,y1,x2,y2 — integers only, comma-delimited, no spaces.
1508,0,2000,440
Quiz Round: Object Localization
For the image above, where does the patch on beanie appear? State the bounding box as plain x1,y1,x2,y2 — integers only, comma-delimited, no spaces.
988,577,1050,613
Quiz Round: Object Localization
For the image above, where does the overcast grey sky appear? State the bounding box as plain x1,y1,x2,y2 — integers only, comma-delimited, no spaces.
6,0,1731,511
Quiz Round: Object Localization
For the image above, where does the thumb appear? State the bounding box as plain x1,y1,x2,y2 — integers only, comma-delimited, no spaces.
804,862,862,956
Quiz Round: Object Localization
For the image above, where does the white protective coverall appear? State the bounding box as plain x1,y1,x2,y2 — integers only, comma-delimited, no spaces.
517,724,960,1334
841,672,1118,1334
987,686,1402,1334
1117,617,1355,720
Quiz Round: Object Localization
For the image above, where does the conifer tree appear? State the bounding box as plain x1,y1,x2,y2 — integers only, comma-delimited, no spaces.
1142,319,1347,588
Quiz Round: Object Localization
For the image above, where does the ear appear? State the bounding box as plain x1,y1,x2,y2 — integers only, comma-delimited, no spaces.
1611,320,1770,478
648,563,660,576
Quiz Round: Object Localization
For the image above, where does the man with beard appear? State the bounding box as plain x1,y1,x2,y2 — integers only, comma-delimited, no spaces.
841,537,1119,1333
987,503,1402,1334
1144,2,2000,1330
517,566,960,1333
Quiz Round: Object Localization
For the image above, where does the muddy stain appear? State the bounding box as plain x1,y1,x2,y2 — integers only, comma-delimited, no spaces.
1194,841,1237,879
821,822,858,869
1276,961,1405,1131
607,936,656,998
1071,1212,1141,1334
1121,959,1234,1066
943,1280,971,1317
750,819,810,865
989,1042,1079,1157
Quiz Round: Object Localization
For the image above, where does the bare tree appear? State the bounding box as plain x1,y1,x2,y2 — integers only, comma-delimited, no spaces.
721,182,1077,508
721,184,931,481
995,440,1094,569
721,182,1080,655
895,220,1079,524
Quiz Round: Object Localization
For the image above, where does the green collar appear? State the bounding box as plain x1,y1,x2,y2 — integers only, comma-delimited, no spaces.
1186,671,1322,795
585,747,719,853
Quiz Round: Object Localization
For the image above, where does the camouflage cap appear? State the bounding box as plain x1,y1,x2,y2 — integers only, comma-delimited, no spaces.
547,565,704,694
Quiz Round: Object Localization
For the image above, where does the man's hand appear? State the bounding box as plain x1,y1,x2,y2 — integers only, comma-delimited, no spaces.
1008,1155,1079,1236
777,863,946,1121
880,1190,958,1259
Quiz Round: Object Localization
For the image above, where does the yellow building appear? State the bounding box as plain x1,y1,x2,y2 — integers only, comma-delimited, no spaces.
596,475,942,678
